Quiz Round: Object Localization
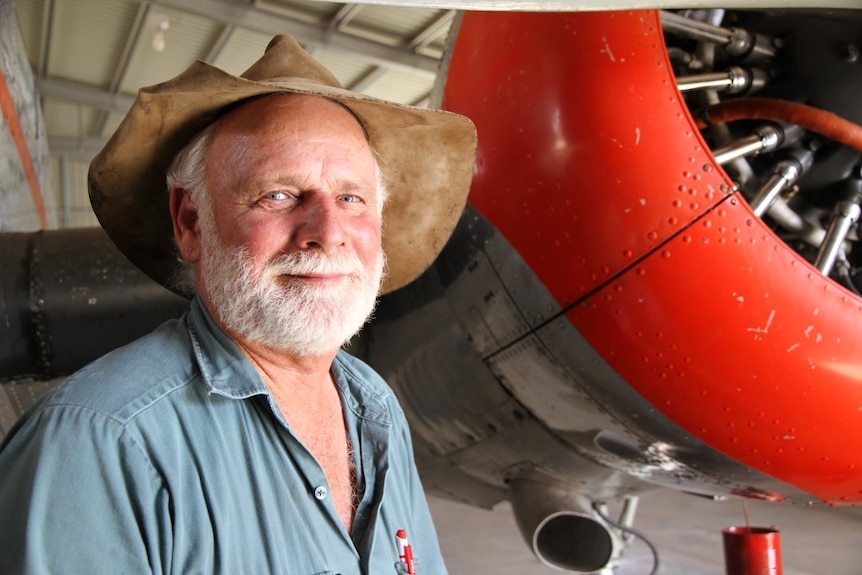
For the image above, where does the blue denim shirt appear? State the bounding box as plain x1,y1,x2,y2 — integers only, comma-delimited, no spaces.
0,297,446,575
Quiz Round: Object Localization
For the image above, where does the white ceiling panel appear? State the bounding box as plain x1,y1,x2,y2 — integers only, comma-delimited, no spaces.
119,8,225,92
42,100,98,138
263,0,341,23
311,47,381,90
210,27,274,76
362,65,435,105
100,111,126,141
48,0,139,86
11,0,41,71
349,4,449,44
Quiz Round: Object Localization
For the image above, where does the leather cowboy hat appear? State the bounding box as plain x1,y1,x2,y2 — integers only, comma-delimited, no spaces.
88,34,477,296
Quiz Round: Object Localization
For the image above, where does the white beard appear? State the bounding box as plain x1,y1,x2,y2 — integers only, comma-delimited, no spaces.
198,224,385,357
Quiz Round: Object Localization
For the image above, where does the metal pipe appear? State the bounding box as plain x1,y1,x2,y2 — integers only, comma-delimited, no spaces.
660,11,778,60
618,496,639,530
691,21,759,189
508,471,622,573
704,8,727,27
749,159,802,217
0,228,190,381
618,497,639,543
766,198,805,233
677,66,764,94
661,11,732,45
814,202,861,275
711,124,783,165
764,197,827,250
666,47,702,69
677,69,741,93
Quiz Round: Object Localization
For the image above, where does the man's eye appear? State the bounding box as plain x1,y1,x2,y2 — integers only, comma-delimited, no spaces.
340,194,362,203
262,191,289,201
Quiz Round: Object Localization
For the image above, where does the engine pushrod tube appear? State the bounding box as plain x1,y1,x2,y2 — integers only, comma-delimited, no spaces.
749,160,801,217
677,67,752,94
711,125,783,165
661,11,732,44
814,202,861,275
677,72,735,92
660,11,777,59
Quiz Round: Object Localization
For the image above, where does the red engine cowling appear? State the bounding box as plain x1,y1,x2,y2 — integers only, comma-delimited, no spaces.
442,9,862,505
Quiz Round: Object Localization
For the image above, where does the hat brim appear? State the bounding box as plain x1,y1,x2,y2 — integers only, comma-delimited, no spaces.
88,59,477,296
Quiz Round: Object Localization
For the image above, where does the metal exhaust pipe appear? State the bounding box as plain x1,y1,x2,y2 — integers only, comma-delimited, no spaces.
508,473,621,573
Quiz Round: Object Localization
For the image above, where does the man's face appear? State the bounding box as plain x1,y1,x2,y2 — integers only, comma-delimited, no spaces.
192,94,385,356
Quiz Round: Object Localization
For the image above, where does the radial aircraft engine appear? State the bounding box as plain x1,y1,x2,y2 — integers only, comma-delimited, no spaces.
352,7,862,572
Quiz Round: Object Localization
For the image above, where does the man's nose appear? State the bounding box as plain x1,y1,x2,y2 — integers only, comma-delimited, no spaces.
294,194,347,250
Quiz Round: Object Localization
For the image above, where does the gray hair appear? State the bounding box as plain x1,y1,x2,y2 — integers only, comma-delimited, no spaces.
165,121,218,295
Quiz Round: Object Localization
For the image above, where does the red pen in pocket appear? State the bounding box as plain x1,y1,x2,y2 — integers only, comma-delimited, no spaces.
395,529,416,575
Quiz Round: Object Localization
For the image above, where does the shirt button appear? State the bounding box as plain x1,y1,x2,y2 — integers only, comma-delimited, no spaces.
314,485,328,500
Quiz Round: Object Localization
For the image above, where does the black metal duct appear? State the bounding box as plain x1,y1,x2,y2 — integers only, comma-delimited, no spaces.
0,228,190,381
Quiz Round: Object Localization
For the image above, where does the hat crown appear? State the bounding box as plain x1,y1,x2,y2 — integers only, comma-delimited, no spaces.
89,33,476,297
240,35,342,89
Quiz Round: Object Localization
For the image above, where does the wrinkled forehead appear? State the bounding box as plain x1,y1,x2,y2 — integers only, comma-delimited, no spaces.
207,94,369,160
204,93,380,194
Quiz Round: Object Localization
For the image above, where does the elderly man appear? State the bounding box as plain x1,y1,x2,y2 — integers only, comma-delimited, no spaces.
0,35,476,574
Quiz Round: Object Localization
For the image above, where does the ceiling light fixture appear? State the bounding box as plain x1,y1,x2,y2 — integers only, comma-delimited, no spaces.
146,13,171,53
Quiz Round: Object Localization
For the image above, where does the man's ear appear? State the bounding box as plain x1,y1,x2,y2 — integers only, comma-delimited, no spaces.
170,185,202,264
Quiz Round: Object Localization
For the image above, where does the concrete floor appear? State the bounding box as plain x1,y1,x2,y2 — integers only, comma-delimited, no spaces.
429,488,862,574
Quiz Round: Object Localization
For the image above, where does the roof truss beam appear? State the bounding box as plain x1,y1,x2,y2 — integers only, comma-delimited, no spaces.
149,0,440,76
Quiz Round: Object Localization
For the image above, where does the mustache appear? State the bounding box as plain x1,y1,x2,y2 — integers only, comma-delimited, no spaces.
263,250,366,278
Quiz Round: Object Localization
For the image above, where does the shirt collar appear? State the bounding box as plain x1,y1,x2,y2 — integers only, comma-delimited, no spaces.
186,297,391,426
331,353,391,426
187,296,270,399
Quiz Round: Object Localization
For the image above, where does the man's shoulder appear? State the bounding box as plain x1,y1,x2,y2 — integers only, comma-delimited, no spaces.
43,317,198,424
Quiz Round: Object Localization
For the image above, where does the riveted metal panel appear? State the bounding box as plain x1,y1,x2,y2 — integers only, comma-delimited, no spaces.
444,10,731,308
570,195,862,504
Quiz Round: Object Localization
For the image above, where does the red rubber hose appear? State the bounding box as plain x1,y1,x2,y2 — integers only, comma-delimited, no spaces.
697,97,862,153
